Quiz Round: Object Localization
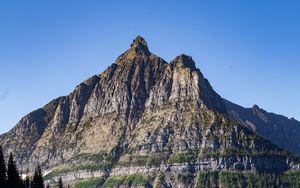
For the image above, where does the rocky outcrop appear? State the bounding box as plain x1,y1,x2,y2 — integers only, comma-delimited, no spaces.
224,99,300,156
0,36,299,187
45,169,105,185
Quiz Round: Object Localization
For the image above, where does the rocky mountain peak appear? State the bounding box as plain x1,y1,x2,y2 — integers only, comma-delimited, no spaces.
171,54,196,70
130,36,149,54
1,36,300,187
252,104,260,110
116,36,151,63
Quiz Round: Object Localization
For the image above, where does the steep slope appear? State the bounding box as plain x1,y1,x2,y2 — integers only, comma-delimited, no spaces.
224,99,300,156
0,36,299,187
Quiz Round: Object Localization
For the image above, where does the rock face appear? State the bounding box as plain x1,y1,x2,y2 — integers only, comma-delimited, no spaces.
224,99,300,156
0,36,299,187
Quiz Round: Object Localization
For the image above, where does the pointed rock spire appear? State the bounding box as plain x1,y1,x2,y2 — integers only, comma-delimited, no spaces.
130,36,150,55
252,104,260,110
116,36,151,63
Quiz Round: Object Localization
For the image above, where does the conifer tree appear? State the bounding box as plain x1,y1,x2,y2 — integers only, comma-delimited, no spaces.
0,145,7,187
7,152,22,188
31,164,44,188
24,173,30,188
58,177,63,188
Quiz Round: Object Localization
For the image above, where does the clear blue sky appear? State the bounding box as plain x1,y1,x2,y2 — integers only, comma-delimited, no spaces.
1,0,300,133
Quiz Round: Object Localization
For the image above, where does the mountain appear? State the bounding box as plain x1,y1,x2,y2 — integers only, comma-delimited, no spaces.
224,99,300,156
0,36,299,187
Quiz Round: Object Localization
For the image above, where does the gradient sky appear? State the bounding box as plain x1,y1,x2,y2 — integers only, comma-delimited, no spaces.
1,0,300,133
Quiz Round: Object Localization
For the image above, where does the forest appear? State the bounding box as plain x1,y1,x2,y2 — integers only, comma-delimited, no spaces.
0,145,64,188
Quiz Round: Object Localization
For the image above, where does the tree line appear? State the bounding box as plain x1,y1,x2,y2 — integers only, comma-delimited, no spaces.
0,145,64,188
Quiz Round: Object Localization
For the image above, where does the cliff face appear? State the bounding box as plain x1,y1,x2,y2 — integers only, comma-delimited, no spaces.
224,99,300,156
0,36,299,187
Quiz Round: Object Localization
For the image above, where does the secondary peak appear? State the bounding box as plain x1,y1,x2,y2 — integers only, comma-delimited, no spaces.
171,54,196,70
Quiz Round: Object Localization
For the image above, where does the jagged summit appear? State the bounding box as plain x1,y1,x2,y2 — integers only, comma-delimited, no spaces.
171,54,196,70
117,36,198,72
116,36,152,63
130,36,150,55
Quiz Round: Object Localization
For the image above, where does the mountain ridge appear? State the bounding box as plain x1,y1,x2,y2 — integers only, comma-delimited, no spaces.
1,36,299,187
224,99,300,156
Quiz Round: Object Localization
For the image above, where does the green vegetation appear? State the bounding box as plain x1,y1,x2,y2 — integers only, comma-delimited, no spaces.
87,171,300,188
178,172,195,185
219,171,287,187
7,153,23,188
281,170,300,187
57,177,63,188
42,151,121,186
195,171,218,188
103,173,151,187
32,165,44,188
147,154,169,166
116,151,200,168
130,155,148,166
123,173,148,186
103,176,125,187
195,171,300,188
219,172,248,187
115,154,169,167
168,151,198,164
200,148,221,159
154,173,166,187
0,145,45,188
74,177,103,188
